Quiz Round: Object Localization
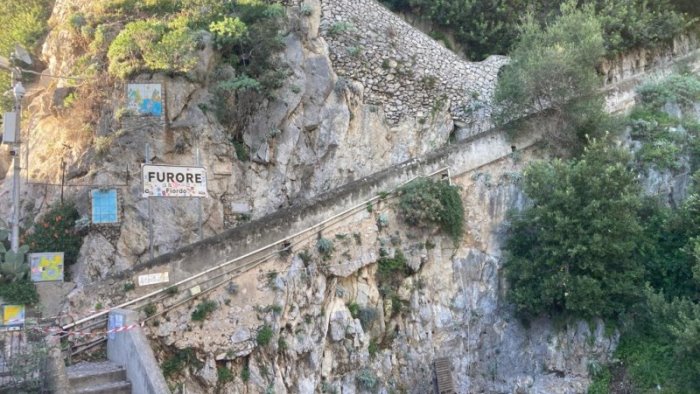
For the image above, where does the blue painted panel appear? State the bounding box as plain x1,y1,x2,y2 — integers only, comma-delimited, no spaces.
92,189,118,223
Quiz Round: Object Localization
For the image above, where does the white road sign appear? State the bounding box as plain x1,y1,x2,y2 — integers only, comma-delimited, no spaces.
142,164,208,197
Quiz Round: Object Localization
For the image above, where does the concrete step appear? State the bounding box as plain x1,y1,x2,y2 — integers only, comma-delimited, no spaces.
67,360,128,391
73,380,132,394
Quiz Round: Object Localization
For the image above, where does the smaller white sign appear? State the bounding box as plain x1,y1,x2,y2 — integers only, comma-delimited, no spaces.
190,285,201,296
142,164,208,198
138,272,170,287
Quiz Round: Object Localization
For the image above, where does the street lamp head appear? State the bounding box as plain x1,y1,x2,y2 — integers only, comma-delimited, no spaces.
13,82,25,101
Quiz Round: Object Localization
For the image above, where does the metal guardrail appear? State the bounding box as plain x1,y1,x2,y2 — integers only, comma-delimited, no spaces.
59,167,451,358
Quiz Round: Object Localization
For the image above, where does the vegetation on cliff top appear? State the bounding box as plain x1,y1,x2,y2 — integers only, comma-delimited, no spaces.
380,0,696,61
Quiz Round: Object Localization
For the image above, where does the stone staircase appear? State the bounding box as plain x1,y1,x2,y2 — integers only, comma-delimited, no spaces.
67,361,132,394
434,357,456,394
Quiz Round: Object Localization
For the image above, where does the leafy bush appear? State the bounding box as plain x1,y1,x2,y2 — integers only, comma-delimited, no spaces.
379,0,694,61
637,73,700,111
398,178,464,241
256,325,273,346
504,139,645,321
376,250,410,293
161,347,200,378
191,300,217,321
0,279,39,305
107,19,200,78
494,1,607,146
25,203,84,272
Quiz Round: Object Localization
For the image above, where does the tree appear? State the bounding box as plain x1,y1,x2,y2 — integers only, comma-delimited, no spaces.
494,1,606,147
504,139,645,320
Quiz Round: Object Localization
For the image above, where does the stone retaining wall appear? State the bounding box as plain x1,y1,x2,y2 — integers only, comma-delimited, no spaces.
320,0,507,136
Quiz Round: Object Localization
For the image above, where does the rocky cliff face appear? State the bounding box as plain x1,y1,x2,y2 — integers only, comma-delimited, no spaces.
145,150,616,394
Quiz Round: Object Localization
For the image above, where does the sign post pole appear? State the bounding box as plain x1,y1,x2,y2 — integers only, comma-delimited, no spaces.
145,144,154,260
195,139,203,241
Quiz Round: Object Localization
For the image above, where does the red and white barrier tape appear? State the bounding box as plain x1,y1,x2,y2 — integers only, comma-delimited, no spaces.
29,322,143,337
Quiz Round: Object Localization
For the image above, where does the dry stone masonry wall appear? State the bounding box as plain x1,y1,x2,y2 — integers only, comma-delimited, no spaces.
319,0,508,137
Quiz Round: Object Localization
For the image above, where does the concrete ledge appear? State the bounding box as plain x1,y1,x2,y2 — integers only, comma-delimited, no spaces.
107,309,170,394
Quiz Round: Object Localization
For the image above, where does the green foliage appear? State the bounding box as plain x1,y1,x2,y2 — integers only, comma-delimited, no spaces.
0,0,52,111
612,290,700,392
0,228,30,284
123,282,135,292
379,0,694,61
241,363,250,382
191,300,217,321
217,365,234,384
256,325,273,346
398,177,464,241
232,140,250,162
637,73,700,111
356,368,379,391
161,347,200,378
25,203,84,271
165,285,178,296
494,1,607,146
209,16,248,47
368,338,379,359
316,237,334,259
277,336,287,351
0,279,39,305
376,250,410,291
504,139,645,321
596,0,691,56
218,75,262,92
143,303,157,317
586,363,611,394
328,21,355,36
107,19,200,78
347,302,360,319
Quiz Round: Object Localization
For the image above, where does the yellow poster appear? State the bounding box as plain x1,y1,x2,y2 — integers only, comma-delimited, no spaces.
29,252,64,282
2,305,25,326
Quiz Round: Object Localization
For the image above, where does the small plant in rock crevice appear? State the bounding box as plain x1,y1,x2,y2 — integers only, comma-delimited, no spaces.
191,300,217,321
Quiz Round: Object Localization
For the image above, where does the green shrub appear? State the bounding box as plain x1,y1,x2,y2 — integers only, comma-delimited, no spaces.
191,300,217,321
232,140,250,162
123,282,135,292
504,139,644,321
161,347,200,378
107,19,199,78
494,1,607,146
217,365,234,384
356,368,378,391
277,336,287,351
0,279,39,305
398,178,464,242
316,237,334,259
376,250,410,292
637,73,700,111
256,325,273,346
368,338,379,359
25,203,84,273
143,303,157,317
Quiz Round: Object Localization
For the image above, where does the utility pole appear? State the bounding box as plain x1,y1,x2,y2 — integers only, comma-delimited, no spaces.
9,63,24,252
145,143,154,260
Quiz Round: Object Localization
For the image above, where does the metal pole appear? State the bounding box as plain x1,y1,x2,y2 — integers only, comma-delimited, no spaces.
60,159,65,205
10,67,23,252
145,144,154,260
195,139,203,241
